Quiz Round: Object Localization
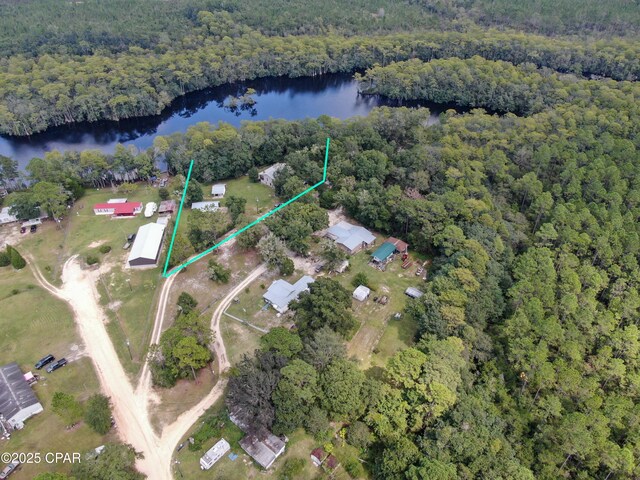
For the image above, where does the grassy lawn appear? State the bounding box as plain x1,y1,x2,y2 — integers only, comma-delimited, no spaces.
219,176,277,216
96,266,161,379
328,246,426,369
0,267,112,479
220,316,263,367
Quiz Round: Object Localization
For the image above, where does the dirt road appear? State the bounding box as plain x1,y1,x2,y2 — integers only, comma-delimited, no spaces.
29,257,165,479
29,256,267,479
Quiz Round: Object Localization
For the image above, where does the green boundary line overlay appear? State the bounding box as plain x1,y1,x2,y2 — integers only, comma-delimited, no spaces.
162,137,330,278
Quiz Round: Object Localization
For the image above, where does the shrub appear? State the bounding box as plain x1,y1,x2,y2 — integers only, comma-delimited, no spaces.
278,458,305,480
51,392,84,426
8,245,26,270
158,187,170,200
118,182,137,194
207,259,231,283
347,421,373,450
86,255,99,265
84,394,112,434
0,251,9,267
248,166,259,182
344,457,365,478
177,292,198,315
98,245,111,254
280,257,294,276
351,272,371,289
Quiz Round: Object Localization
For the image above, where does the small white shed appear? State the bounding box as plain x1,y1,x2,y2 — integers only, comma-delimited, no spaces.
353,285,371,302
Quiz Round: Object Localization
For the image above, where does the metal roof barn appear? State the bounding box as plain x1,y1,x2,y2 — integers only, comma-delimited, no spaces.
127,223,166,267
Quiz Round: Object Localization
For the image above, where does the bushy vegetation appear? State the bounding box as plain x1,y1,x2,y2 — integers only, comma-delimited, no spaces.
6,245,26,270
149,310,212,387
84,394,112,435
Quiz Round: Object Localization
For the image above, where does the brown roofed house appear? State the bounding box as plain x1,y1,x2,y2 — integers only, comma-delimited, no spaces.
386,236,409,253
310,447,326,467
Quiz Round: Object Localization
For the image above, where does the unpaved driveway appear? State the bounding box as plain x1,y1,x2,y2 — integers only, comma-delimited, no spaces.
29,256,267,479
29,257,165,478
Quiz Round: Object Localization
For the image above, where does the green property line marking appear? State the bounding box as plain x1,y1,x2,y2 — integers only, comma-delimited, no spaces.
162,137,330,278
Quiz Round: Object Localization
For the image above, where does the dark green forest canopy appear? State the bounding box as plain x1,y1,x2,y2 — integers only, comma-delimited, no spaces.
0,2,639,134
0,0,637,56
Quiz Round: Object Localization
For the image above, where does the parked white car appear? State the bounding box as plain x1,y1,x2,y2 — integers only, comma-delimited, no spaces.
144,202,158,218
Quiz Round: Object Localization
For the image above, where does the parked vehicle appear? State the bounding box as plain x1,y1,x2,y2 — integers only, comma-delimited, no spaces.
35,354,55,369
46,358,67,373
0,462,20,479
30,225,37,233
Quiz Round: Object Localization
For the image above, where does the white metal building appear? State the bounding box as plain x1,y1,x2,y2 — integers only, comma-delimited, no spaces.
127,223,166,267
353,285,371,301
211,184,226,198
191,201,220,212
258,163,285,187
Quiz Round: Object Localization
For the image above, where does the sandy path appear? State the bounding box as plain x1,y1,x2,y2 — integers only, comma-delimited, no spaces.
156,264,267,465
29,256,267,479
29,257,165,479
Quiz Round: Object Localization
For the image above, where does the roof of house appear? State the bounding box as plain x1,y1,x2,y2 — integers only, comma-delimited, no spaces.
0,363,41,422
353,285,371,300
372,242,397,262
158,200,176,213
311,448,326,460
325,454,338,469
128,223,165,263
93,202,142,215
211,184,226,195
263,276,314,311
191,201,220,212
107,198,128,203
405,287,424,298
239,431,285,469
260,163,285,179
326,221,375,251
387,236,409,252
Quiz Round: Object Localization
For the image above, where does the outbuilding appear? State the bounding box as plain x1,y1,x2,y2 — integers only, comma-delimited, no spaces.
200,438,231,470
211,184,226,198
352,285,371,302
0,362,43,429
258,163,285,187
405,287,424,299
127,223,166,267
158,200,176,215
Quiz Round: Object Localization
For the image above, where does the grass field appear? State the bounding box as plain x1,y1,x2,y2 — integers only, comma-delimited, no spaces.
0,266,112,479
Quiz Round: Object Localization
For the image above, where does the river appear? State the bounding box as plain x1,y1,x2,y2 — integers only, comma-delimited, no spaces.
0,73,455,171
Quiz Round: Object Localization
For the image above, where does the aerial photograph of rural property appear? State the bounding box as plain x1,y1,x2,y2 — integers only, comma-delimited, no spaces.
0,0,639,479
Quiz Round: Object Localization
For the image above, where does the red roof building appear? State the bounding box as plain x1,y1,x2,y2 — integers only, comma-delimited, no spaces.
310,448,326,467
93,202,143,217
386,236,409,253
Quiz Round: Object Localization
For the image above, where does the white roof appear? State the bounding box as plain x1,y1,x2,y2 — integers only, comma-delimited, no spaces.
326,221,375,251
260,163,285,179
192,201,220,212
263,275,314,313
107,198,128,203
200,438,230,469
128,223,165,263
353,285,371,301
0,207,17,224
211,184,226,195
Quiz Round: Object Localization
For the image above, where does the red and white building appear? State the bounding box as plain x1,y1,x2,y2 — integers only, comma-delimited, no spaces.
93,201,143,217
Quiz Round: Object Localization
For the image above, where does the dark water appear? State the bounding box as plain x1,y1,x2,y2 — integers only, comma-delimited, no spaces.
0,73,453,170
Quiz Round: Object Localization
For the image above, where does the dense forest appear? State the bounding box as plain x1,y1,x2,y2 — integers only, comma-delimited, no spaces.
2,1,640,478
0,3,639,135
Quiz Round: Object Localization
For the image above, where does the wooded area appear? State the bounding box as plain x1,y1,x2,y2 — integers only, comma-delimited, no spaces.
2,0,639,478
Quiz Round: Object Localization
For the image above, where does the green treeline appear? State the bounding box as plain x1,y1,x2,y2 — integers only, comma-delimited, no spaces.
1,0,637,58
357,56,640,115
1,13,639,135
